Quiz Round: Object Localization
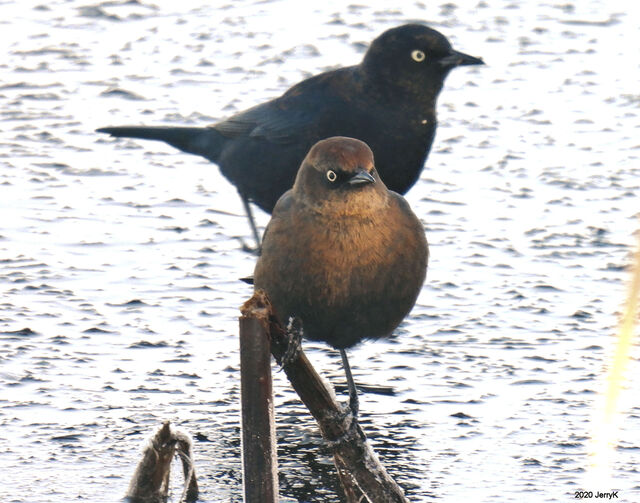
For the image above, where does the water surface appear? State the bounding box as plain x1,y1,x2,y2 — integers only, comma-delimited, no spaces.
1,1,639,502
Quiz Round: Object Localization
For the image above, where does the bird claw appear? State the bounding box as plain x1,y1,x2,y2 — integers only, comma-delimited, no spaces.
278,316,303,369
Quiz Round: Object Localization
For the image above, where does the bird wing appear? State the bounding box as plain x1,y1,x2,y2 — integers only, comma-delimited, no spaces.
250,104,314,142
213,71,347,145
213,101,315,144
260,189,295,244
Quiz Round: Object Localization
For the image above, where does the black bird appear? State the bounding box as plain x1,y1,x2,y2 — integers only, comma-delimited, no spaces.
253,137,428,416
97,23,482,248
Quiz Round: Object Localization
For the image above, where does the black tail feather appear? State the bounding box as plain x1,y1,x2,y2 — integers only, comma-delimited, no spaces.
96,126,224,163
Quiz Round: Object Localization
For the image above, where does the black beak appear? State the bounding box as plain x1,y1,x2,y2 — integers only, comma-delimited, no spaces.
439,49,484,68
347,169,375,186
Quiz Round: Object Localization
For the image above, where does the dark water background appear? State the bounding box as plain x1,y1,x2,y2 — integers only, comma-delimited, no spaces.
1,1,639,501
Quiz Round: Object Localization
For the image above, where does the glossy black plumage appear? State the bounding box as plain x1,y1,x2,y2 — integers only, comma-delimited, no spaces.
97,24,483,244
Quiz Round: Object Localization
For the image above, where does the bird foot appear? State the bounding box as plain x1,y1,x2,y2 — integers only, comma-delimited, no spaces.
325,407,360,449
278,316,303,369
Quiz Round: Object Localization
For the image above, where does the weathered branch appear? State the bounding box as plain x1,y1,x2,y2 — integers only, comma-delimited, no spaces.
241,290,409,503
174,431,199,503
126,421,198,503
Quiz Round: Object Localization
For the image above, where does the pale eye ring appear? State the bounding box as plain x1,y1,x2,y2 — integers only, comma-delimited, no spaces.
326,170,337,182
411,49,426,62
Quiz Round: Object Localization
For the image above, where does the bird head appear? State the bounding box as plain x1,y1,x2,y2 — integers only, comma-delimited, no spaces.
361,24,484,99
293,137,388,214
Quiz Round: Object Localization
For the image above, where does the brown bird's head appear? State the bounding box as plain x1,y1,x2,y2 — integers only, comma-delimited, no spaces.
361,23,484,100
292,137,388,214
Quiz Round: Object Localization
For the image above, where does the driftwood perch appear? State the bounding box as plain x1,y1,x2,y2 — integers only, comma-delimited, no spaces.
126,421,198,503
240,290,408,503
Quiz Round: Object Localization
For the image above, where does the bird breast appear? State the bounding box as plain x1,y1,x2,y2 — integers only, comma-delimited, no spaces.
254,195,427,348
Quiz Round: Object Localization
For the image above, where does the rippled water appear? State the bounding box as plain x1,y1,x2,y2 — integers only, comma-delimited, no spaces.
1,1,639,502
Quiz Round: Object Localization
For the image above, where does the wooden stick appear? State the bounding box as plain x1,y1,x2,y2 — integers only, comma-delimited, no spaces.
241,291,409,503
239,315,279,503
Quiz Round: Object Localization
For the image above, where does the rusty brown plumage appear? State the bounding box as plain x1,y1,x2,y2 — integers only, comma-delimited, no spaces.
253,137,428,414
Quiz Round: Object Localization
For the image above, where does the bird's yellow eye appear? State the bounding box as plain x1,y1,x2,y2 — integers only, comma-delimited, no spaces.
326,170,337,182
411,50,426,62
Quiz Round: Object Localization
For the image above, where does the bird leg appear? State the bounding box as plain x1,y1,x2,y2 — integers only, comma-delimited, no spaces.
339,349,359,418
240,193,262,254
279,316,303,369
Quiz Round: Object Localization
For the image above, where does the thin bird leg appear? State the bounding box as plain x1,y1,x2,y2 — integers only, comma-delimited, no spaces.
339,348,359,417
240,193,262,253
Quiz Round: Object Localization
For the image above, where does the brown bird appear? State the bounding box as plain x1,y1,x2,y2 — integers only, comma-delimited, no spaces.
253,136,428,416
